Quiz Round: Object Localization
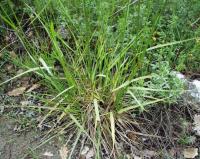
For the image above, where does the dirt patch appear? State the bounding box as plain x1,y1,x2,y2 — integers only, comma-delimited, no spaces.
0,116,62,159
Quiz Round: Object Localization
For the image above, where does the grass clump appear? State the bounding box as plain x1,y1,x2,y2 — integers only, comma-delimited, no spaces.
0,0,199,157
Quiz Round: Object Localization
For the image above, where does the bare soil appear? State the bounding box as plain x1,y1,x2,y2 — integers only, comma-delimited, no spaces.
0,116,62,159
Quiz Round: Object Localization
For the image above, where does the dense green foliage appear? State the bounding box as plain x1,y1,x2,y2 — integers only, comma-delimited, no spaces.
1,0,200,72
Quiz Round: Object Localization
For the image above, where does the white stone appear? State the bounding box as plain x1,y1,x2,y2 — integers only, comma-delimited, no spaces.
190,80,200,101
174,71,185,80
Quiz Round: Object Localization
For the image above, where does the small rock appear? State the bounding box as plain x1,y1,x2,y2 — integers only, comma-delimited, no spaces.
85,149,94,159
173,71,186,80
174,71,200,104
133,154,142,159
43,151,54,157
183,148,198,158
190,80,200,101
193,114,200,136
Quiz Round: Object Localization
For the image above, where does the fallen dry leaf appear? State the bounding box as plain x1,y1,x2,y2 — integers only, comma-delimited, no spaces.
27,83,41,92
183,148,198,158
59,145,68,159
193,114,200,136
43,151,54,157
7,87,27,96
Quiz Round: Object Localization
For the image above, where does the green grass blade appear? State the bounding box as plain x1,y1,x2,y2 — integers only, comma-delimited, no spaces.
118,98,165,114
0,67,52,86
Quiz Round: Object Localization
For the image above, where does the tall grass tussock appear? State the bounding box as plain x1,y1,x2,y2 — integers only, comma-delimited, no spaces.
0,0,199,157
